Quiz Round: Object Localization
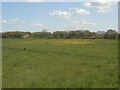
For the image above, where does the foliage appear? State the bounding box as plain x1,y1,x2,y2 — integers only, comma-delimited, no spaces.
2,29,118,39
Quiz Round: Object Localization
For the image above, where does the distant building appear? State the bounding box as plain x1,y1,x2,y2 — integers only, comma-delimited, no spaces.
22,35,30,39
97,31,105,35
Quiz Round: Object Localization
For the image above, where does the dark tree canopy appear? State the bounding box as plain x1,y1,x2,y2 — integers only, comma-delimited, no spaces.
2,29,118,39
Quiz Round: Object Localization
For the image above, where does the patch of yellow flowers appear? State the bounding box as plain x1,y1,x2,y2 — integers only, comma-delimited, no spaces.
52,41,94,45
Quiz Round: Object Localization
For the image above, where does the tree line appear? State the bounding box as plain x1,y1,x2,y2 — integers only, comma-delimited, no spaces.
1,29,119,39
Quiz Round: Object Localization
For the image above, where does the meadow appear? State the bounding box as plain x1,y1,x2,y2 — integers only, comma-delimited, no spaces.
2,39,118,88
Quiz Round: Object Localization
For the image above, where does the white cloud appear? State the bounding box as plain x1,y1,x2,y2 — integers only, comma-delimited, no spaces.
73,20,79,23
11,18,19,22
0,16,2,23
49,10,71,18
31,23,46,28
81,19,96,26
83,0,117,13
64,19,96,30
3,20,7,24
92,0,119,3
26,0,44,2
31,23,43,27
83,3,91,7
0,16,7,24
21,20,26,23
10,18,26,23
69,8,90,15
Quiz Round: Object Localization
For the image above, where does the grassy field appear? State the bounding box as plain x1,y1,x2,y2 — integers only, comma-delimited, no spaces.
2,39,118,88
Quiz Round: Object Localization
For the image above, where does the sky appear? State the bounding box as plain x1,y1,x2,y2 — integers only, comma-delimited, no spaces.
0,1,119,32
1,0,119,2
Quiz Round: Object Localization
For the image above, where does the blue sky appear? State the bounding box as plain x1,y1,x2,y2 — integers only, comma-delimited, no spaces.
1,2,118,32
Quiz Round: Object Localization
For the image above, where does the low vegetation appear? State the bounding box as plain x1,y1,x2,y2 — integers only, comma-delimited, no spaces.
2,39,118,88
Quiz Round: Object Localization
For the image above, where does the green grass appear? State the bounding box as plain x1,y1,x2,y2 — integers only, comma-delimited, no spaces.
2,39,118,88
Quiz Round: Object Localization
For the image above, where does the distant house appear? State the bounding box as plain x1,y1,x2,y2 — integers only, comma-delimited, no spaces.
88,36,95,39
22,35,30,39
97,31,105,35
